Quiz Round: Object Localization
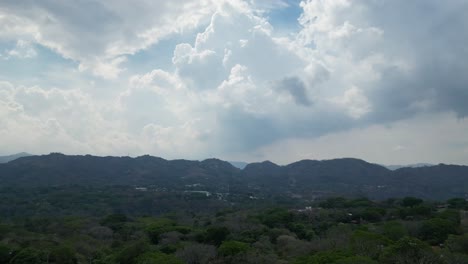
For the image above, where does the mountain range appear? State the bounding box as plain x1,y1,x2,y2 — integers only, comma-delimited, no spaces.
0,153,467,200
384,163,434,170
0,152,32,163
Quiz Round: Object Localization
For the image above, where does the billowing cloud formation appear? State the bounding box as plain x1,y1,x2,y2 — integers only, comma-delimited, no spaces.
0,0,219,78
0,0,467,165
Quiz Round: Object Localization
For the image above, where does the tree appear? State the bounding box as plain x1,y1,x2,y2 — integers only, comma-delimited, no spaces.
219,241,250,256
100,214,128,232
401,197,423,208
259,208,293,228
360,207,385,222
439,251,468,264
287,223,315,240
419,218,458,245
293,250,351,264
0,244,13,263
319,197,348,209
49,245,77,264
0,224,12,240
436,209,461,224
380,237,441,264
276,235,311,258
381,221,407,241
399,204,432,219
9,248,46,264
145,218,176,244
336,256,378,264
350,230,389,259
175,243,216,264
114,240,150,264
135,252,183,264
204,226,230,246
445,234,468,254
447,198,468,210
347,198,374,208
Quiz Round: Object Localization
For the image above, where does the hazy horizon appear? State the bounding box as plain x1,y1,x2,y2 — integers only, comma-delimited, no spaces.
0,151,448,168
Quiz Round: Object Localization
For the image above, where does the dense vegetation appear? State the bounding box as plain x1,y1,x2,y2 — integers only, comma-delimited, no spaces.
2,154,468,263
1,185,468,264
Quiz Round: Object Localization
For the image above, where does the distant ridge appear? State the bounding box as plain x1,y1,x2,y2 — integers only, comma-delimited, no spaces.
0,153,467,199
385,163,434,170
0,152,33,163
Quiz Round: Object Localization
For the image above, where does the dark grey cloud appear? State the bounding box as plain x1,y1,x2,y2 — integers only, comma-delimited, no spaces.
216,107,281,152
216,105,355,152
274,76,312,106
362,0,468,120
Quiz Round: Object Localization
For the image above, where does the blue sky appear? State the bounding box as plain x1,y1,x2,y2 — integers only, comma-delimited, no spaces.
1,0,468,165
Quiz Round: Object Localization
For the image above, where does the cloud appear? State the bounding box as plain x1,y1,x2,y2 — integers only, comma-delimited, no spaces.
141,121,210,159
173,42,225,90
274,76,311,106
0,0,219,78
78,56,127,80
333,86,371,119
115,0,468,155
240,112,468,166
214,64,265,112
5,40,37,59
250,0,290,10
296,0,468,122
1,0,468,165
0,82,94,154
0,81,145,156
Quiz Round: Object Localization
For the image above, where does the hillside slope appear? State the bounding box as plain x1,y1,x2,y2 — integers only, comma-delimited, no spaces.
0,153,467,199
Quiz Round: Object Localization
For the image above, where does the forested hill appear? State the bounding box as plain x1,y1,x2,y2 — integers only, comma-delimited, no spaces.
0,153,467,199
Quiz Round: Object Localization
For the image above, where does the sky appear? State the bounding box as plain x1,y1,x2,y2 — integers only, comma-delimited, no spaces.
1,0,468,165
